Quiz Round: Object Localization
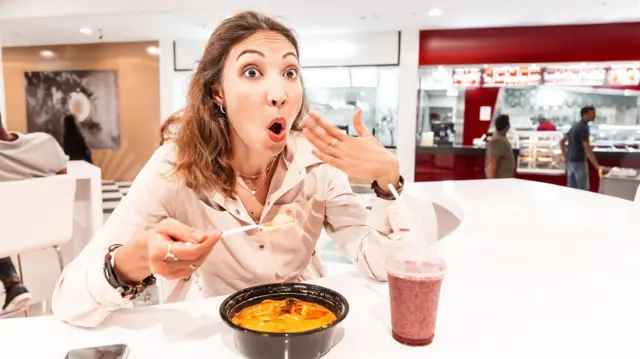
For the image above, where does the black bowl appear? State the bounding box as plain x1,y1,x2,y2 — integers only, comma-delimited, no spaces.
219,282,349,359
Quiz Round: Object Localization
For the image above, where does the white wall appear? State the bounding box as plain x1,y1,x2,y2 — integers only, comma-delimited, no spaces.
174,39,207,71
158,39,176,122
173,31,400,71
173,71,192,114
396,29,420,182
298,32,399,68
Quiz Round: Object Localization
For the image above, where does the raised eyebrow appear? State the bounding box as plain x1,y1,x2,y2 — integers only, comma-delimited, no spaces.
283,52,298,60
237,49,265,60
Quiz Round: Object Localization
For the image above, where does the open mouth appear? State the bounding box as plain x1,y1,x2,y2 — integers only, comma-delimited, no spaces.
267,117,287,142
269,122,284,135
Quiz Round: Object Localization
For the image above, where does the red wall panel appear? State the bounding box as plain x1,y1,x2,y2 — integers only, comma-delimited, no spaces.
419,22,640,66
462,88,500,146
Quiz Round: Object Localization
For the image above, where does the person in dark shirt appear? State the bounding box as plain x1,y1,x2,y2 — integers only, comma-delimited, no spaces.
485,114,515,179
559,106,608,190
62,114,93,164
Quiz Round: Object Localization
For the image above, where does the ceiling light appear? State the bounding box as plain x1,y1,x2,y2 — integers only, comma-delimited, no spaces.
79,27,93,35
146,46,161,56
429,8,443,17
39,50,54,58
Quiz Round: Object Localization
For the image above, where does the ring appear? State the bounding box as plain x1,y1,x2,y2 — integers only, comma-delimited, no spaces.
190,264,197,271
163,242,179,263
330,138,337,147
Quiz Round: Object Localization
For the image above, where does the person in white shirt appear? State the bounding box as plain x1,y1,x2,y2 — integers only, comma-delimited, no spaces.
0,112,68,313
52,11,410,328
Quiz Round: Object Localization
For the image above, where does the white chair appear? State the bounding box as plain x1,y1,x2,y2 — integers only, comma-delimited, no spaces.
0,175,76,316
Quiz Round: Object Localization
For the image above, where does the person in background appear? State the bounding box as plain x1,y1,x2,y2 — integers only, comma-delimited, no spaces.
536,116,557,131
62,114,92,164
0,112,68,313
559,106,608,190
485,114,515,179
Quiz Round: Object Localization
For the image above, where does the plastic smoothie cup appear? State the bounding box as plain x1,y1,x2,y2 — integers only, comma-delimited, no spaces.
386,244,446,346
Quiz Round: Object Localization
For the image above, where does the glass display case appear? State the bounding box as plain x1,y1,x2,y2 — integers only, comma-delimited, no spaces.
517,131,565,174
591,125,640,152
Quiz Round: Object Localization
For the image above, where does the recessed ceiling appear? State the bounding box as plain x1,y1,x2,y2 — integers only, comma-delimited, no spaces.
1,0,640,46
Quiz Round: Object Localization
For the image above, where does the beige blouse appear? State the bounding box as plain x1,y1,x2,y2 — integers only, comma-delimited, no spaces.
51,135,411,328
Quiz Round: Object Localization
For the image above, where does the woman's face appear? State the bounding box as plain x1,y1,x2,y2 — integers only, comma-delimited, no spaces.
217,30,303,155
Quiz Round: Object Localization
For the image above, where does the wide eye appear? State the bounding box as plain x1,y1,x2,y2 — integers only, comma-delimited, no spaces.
242,67,262,78
283,68,299,79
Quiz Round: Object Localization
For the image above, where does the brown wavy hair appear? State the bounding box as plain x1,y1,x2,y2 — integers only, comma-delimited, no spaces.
160,11,307,198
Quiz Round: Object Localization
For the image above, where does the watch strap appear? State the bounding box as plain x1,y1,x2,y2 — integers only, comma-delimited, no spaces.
103,244,156,299
371,175,404,200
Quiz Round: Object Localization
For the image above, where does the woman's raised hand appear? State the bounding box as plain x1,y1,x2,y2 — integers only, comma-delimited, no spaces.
302,109,400,189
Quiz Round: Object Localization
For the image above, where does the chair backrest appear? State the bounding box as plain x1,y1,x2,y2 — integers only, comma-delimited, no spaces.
0,175,76,257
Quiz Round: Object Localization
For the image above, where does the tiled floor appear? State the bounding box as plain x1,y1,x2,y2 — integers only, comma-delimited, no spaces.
101,180,132,214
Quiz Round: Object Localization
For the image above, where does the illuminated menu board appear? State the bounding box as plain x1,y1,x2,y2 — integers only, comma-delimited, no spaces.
452,67,481,87
543,66,607,86
482,66,542,86
607,65,640,86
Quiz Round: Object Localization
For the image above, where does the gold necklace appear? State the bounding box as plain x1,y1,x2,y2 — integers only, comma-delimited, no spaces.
235,156,277,196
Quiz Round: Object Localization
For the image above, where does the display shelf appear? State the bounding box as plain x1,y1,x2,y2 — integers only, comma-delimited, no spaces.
516,131,565,172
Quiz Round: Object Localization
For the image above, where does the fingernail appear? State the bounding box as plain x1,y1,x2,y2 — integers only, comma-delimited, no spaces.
190,230,207,243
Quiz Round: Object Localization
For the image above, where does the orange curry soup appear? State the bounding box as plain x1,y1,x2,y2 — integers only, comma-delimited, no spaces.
232,298,337,333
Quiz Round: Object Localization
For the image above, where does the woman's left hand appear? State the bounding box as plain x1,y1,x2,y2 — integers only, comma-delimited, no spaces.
302,109,400,189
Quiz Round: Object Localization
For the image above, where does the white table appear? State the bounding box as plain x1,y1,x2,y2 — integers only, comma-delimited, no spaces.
2,179,640,358
14,160,103,305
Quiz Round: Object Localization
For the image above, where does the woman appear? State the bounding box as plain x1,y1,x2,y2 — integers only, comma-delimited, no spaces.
51,11,409,328
62,114,93,163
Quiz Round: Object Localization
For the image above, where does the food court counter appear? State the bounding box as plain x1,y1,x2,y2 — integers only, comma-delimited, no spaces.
416,146,640,192
2,179,639,358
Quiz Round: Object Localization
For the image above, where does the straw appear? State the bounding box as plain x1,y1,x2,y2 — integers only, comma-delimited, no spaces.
387,183,405,205
387,183,439,245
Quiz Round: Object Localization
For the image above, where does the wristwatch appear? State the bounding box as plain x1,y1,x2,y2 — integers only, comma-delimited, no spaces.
371,175,404,200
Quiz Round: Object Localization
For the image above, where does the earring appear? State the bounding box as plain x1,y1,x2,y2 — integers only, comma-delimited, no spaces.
219,105,226,115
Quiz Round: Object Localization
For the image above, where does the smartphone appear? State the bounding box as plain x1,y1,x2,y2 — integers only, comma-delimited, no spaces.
64,344,129,359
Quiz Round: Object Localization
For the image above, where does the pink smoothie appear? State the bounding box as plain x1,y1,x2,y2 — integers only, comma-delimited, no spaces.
387,260,445,346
